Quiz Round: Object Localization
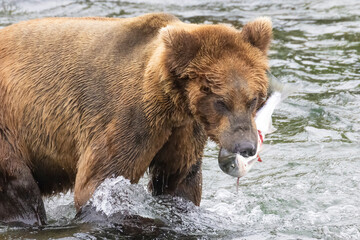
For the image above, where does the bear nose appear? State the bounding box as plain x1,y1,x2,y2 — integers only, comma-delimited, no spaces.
235,142,256,157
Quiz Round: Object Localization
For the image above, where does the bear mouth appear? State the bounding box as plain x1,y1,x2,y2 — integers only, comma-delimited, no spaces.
218,148,258,178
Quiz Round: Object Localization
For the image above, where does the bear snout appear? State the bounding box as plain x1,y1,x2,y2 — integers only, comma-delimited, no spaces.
234,141,257,157
219,128,258,157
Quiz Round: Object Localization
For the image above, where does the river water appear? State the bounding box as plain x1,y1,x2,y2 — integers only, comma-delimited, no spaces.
0,0,359,239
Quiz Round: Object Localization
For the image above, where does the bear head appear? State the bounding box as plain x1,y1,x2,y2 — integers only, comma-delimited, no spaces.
159,17,272,158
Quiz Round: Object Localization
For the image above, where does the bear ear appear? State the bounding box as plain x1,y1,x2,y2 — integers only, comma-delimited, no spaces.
160,26,200,77
241,17,272,54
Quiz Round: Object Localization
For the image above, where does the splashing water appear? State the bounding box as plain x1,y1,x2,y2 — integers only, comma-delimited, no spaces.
75,176,244,237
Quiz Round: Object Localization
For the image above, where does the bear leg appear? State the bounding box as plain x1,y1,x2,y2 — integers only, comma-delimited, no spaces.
149,159,203,206
172,160,202,205
0,136,46,226
148,122,206,206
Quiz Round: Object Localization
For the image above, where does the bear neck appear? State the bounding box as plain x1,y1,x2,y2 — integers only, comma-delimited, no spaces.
143,47,193,130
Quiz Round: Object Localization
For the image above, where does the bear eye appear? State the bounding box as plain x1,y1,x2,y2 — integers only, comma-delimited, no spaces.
214,100,229,114
256,96,267,110
200,86,211,94
249,97,258,110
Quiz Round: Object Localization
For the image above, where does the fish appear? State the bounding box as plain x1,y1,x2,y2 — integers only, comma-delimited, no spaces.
218,72,290,180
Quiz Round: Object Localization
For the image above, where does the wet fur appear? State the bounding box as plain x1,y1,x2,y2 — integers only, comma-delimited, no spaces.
0,13,271,225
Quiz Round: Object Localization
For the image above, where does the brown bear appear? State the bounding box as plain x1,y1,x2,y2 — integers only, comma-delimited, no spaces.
0,13,272,225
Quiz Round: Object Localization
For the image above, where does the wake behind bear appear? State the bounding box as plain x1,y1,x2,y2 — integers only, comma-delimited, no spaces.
0,13,272,225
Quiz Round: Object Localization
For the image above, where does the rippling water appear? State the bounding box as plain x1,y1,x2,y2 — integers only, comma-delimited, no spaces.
1,0,359,239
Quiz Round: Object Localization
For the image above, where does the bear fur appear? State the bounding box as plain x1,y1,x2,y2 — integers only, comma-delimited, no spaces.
0,13,272,225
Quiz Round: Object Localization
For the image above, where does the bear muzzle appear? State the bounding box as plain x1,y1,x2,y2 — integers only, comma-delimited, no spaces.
218,141,258,178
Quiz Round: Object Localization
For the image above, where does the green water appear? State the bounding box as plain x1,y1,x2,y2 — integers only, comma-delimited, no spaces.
0,0,359,239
